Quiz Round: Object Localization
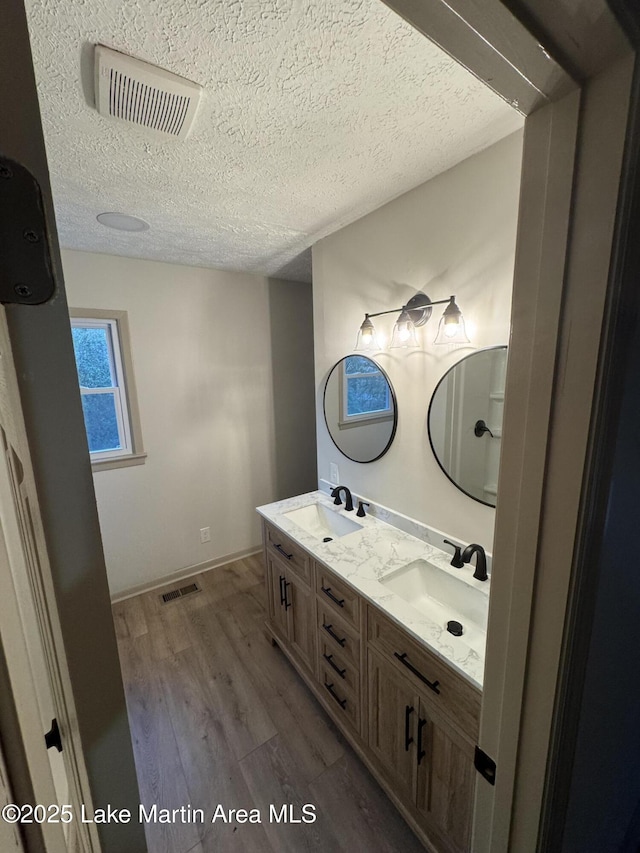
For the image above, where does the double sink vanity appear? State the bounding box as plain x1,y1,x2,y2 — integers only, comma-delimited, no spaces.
257,488,490,853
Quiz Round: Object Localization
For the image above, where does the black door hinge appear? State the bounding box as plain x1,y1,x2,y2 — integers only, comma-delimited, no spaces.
475,745,496,785
0,156,55,305
44,718,63,753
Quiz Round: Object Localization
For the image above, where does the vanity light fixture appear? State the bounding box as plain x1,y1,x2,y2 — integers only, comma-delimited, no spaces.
354,314,383,351
390,309,420,349
433,295,470,345
354,291,469,351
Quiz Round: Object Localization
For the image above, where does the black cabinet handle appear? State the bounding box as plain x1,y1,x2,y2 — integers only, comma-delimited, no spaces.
284,581,291,610
322,622,346,647
394,652,440,694
325,681,347,709
321,586,345,607
417,717,427,765
404,705,414,751
273,542,293,560
279,575,286,605
323,653,346,678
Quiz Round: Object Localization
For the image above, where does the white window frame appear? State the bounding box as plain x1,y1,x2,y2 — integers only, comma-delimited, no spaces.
339,357,393,428
70,309,146,471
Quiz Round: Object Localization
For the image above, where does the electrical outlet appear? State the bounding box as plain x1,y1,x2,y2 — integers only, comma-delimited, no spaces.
200,527,211,544
330,463,340,485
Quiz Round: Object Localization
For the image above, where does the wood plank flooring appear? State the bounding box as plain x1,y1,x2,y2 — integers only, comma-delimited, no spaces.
112,555,424,853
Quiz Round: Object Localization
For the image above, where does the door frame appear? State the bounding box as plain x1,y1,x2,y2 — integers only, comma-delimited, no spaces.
381,2,635,850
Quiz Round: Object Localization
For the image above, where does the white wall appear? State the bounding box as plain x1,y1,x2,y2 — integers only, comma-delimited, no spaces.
312,132,522,548
61,250,316,597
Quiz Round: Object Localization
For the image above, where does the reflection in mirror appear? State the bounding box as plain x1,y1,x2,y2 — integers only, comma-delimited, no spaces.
428,346,507,507
323,355,397,463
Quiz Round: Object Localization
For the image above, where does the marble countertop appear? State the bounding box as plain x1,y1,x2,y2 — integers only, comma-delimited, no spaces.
256,490,488,690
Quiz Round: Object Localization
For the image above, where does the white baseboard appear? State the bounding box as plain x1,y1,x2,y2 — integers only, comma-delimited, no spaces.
110,545,263,603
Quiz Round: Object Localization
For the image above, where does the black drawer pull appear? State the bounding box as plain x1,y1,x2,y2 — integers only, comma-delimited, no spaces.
283,581,291,610
404,705,414,751
324,681,347,709
273,542,293,560
322,622,346,647
417,717,427,766
394,652,440,694
279,575,286,605
323,653,346,678
321,586,345,607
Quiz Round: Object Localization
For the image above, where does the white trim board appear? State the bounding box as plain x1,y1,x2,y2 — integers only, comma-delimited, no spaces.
109,545,263,603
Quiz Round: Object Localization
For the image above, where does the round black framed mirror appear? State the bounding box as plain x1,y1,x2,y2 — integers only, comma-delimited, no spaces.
323,355,397,463
427,346,507,507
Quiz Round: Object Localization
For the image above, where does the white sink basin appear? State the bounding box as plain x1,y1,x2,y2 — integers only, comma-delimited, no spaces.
283,502,363,540
381,559,489,632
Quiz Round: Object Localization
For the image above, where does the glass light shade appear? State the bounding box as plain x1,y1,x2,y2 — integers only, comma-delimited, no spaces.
354,315,382,351
390,310,419,348
434,298,470,345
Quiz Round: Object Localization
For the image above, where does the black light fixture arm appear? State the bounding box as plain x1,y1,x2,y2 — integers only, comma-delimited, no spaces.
364,296,454,320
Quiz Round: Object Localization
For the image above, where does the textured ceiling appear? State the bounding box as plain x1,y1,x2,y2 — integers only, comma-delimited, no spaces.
25,0,523,283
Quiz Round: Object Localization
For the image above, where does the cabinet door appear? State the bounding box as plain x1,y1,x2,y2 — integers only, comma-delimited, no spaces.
286,571,315,674
415,701,475,853
367,649,418,802
266,554,289,640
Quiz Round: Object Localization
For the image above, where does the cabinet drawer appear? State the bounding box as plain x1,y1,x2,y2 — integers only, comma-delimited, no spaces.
316,565,360,628
318,606,360,667
265,522,310,585
318,639,359,696
368,606,481,739
319,661,360,733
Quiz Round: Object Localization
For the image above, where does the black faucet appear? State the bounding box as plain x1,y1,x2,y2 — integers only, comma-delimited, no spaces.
331,485,354,512
443,539,465,569
461,544,488,581
356,501,370,518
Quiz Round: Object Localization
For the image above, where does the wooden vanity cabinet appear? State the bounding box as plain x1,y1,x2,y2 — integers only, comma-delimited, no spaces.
368,647,476,853
261,519,480,852
368,648,419,804
286,569,316,671
264,544,315,675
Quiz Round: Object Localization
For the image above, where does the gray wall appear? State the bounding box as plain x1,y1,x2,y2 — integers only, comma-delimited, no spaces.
1,1,145,849
267,278,317,499
63,250,316,597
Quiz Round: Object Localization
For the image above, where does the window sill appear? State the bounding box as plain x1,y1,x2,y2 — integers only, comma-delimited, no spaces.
91,452,147,472
338,414,394,430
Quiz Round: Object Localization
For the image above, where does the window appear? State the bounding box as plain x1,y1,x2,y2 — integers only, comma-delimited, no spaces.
70,309,145,470
339,355,393,427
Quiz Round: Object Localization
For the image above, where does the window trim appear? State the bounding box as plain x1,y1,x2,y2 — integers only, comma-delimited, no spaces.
69,308,146,471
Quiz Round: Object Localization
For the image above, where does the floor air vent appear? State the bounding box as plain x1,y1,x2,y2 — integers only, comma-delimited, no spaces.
94,45,202,140
160,582,201,604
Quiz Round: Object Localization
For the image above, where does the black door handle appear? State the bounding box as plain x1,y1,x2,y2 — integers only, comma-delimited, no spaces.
273,543,293,560
404,705,414,751
394,652,440,694
324,681,347,709
322,623,346,647
323,653,346,678
279,575,286,605
44,718,62,753
321,586,345,607
283,581,292,610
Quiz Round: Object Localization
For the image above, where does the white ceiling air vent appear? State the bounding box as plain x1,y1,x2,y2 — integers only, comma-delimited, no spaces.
94,45,202,140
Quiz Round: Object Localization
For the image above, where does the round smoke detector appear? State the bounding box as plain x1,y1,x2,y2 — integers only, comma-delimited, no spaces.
97,212,150,232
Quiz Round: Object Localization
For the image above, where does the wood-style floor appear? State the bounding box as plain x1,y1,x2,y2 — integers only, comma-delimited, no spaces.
112,555,424,853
